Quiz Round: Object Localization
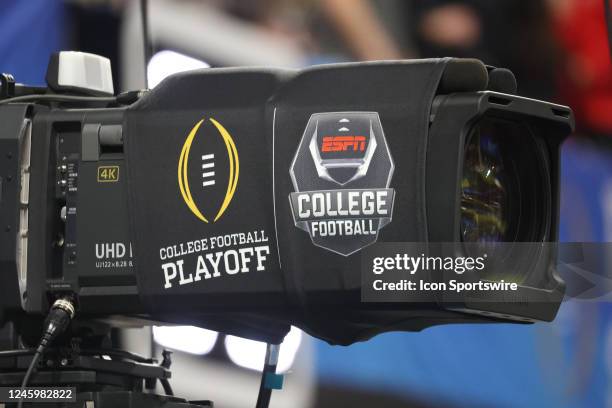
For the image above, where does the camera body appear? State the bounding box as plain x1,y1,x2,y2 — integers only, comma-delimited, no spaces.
0,54,573,346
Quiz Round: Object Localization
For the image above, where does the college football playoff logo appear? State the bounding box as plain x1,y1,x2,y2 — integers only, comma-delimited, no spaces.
178,118,239,223
289,112,395,256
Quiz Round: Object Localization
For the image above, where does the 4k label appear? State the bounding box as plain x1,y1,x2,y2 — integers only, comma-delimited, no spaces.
97,166,119,182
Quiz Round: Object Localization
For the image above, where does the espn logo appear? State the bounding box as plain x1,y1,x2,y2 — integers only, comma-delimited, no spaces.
321,136,366,153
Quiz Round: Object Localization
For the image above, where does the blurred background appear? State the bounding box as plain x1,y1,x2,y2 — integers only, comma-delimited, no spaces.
1,0,611,406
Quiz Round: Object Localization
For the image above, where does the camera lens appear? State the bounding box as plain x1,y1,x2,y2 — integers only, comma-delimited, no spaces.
459,117,552,285
460,131,509,243
460,118,549,245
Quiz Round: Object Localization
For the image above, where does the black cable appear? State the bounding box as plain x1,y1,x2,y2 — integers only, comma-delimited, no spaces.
255,344,280,408
16,345,44,408
160,378,174,396
0,94,116,105
0,349,34,358
16,298,76,408
0,90,145,106
606,0,612,60
140,0,152,87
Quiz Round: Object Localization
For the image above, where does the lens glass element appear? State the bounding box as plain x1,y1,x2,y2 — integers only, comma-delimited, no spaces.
460,118,547,244
461,127,511,243
460,117,551,285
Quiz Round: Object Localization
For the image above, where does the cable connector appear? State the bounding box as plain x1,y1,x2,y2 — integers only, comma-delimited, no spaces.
116,89,148,105
39,297,76,348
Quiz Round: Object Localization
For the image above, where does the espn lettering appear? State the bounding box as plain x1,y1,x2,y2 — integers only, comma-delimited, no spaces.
321,136,366,153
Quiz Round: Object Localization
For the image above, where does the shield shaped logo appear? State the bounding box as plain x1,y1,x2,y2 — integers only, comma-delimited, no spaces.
289,112,395,256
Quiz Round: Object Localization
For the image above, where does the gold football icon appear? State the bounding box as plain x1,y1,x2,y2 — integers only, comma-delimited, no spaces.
178,118,239,223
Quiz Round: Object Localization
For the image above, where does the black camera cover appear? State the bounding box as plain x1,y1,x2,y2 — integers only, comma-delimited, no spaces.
124,59,489,344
